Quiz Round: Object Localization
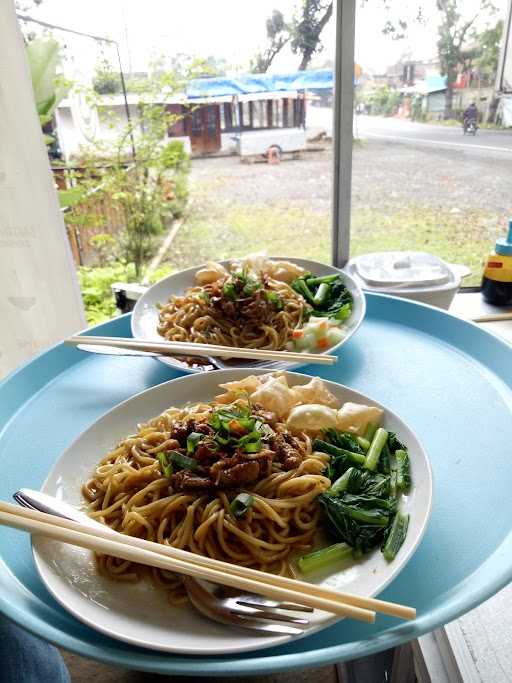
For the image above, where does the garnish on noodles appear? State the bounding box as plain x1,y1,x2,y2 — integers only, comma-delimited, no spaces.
82,373,411,605
156,255,353,353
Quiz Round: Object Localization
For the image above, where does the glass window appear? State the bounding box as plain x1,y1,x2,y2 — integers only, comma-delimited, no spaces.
18,0,337,294
351,1,511,286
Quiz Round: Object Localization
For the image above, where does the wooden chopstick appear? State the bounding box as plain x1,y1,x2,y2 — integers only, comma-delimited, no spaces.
1,501,416,621
0,501,372,622
472,312,512,323
65,335,337,366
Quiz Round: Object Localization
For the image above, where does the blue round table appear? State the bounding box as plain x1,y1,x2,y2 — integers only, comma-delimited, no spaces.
0,293,511,676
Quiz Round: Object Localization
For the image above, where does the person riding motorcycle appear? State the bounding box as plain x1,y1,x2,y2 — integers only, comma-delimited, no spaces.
463,103,478,132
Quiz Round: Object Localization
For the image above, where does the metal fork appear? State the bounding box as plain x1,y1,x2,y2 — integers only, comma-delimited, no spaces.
14,489,311,636
183,576,312,635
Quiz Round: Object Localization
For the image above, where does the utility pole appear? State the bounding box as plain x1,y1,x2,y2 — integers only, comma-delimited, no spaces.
495,0,512,94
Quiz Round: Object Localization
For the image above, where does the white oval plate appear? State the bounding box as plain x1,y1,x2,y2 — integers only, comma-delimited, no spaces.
32,370,432,656
131,257,366,373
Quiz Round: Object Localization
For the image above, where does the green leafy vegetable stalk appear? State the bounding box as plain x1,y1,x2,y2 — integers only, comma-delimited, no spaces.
291,273,353,320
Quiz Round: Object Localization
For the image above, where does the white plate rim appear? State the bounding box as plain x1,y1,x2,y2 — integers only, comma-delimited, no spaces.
130,257,366,374
32,369,432,656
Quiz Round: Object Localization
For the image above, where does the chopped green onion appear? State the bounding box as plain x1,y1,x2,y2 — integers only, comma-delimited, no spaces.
186,432,204,454
231,416,255,432
364,428,389,472
198,291,210,303
328,467,354,495
298,543,352,574
215,433,231,446
242,277,261,296
222,282,237,300
229,492,254,518
382,511,409,561
157,452,173,478
265,291,283,310
238,430,262,453
169,451,198,471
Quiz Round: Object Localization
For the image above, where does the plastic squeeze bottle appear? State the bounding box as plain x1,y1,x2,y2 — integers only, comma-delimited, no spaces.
481,221,512,306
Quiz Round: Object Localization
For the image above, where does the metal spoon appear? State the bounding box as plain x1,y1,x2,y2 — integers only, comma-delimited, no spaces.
13,489,309,636
75,343,218,371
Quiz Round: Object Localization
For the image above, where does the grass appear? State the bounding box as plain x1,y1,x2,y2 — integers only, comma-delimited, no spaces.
166,196,500,286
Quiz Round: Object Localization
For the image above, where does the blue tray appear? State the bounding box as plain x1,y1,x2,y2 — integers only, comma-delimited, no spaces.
1,293,511,676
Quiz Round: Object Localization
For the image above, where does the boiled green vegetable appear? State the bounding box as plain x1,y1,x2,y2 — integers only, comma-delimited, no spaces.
382,511,409,561
298,542,352,574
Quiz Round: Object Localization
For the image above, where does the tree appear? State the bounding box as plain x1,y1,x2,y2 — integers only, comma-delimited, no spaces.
379,1,498,118
291,0,334,71
252,10,290,73
252,1,334,74
436,1,496,118
474,19,503,82
73,69,193,279
92,59,121,95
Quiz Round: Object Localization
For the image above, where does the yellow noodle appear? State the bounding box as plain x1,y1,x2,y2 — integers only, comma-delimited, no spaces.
82,398,331,605
157,272,306,351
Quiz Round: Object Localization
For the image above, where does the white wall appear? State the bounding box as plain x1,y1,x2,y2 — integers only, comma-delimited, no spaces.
0,2,85,377
56,103,140,160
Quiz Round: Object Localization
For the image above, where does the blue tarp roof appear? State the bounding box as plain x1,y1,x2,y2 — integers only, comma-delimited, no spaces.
186,69,333,99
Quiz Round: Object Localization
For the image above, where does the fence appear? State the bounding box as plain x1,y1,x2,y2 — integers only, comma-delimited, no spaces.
53,165,128,267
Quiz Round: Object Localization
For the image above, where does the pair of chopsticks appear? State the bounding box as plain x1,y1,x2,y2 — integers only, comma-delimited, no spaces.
0,501,415,623
65,336,337,366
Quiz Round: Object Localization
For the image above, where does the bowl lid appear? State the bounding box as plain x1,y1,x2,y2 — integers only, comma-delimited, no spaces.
353,251,452,287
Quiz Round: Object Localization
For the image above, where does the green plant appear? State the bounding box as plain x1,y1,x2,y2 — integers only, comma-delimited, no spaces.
473,19,503,82
77,262,137,325
410,94,424,121
365,86,402,117
74,68,195,279
89,233,117,266
26,38,71,145
92,59,121,95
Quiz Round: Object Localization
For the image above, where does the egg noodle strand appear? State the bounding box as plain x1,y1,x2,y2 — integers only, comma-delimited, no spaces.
82,402,331,605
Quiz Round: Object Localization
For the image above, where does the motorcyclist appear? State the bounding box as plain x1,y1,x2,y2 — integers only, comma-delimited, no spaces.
463,102,478,130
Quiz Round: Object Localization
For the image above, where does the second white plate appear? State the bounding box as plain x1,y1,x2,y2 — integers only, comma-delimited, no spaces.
131,257,366,373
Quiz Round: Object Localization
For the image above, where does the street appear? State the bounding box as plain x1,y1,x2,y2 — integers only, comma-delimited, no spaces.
307,108,512,158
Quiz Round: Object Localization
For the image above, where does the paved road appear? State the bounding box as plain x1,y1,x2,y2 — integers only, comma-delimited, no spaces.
306,107,512,158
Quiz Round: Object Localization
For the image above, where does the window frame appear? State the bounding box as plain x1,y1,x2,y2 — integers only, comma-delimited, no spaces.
331,0,355,269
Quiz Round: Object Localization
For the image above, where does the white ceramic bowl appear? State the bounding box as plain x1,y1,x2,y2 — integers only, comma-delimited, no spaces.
345,259,470,310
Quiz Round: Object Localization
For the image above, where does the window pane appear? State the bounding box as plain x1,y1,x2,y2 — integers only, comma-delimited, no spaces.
352,1,511,287
22,0,337,296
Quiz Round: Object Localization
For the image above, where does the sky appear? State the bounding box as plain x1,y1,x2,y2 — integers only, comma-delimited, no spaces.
21,0,508,77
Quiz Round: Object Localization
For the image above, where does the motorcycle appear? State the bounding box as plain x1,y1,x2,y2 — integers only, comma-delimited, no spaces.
463,118,478,135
